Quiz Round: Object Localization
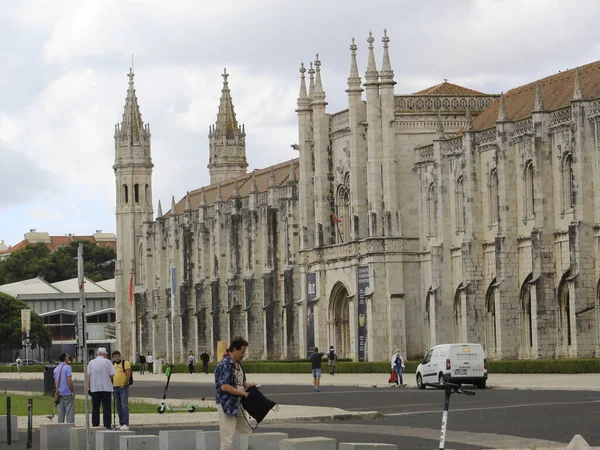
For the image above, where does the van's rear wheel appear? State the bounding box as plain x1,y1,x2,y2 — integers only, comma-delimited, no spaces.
475,380,486,389
416,373,425,389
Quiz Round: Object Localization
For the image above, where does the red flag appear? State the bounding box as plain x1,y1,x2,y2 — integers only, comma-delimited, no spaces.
332,213,342,223
129,274,134,307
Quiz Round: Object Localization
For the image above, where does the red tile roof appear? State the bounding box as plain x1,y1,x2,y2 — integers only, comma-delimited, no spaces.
413,81,488,96
474,60,600,130
0,235,116,256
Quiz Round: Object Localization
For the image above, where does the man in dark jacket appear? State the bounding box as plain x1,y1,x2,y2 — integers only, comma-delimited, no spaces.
310,347,325,392
200,350,210,374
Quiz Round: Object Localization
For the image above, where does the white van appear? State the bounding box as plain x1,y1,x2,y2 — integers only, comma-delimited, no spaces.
416,343,488,389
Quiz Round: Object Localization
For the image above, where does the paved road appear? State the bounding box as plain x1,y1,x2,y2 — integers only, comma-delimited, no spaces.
2,379,599,449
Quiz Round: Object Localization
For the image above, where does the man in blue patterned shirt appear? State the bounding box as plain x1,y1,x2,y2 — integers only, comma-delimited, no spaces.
214,336,255,450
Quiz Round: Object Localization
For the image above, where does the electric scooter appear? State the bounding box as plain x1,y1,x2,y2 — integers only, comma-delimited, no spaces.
425,379,475,450
157,363,197,414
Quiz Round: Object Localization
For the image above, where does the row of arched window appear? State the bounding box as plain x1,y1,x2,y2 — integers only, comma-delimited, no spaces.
122,183,150,205
425,152,575,235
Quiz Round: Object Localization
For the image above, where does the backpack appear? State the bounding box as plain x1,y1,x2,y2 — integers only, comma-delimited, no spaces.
121,360,134,385
394,355,402,368
328,349,336,360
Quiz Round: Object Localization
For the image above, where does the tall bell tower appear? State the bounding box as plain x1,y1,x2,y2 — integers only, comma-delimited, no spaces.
208,69,248,184
113,69,153,359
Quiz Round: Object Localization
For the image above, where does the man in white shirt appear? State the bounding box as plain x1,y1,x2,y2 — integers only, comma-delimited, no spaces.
15,356,22,374
87,347,115,429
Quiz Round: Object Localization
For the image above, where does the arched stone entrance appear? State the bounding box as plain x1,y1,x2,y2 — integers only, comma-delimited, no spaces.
328,282,350,358
557,270,572,353
485,278,498,357
519,274,534,357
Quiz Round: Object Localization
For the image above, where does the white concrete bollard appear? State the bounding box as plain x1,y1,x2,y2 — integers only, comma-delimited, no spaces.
120,434,160,450
196,430,220,450
239,432,288,450
96,430,135,450
339,444,398,450
279,437,336,450
566,434,591,450
69,427,100,450
40,423,76,450
0,415,18,442
159,430,198,450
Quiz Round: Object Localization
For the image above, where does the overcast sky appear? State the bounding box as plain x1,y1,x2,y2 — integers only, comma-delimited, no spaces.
1,0,599,247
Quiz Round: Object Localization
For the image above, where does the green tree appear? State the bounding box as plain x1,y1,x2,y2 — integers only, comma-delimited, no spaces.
0,292,52,350
0,240,115,284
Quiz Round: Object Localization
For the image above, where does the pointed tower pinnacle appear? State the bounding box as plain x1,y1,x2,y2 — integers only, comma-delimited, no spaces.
200,187,207,207
312,54,326,104
214,68,239,140
297,63,310,111
232,178,240,198
250,171,259,194
497,93,508,122
170,195,177,215
308,62,315,99
380,29,395,84
533,81,545,112
573,67,584,100
119,68,147,143
436,110,445,138
464,108,474,132
288,159,296,183
365,31,379,82
184,191,191,211
157,200,163,218
347,38,363,93
216,183,224,202
268,166,277,189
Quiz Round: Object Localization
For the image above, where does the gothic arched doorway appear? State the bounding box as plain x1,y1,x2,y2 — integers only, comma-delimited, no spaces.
557,270,572,350
520,274,533,353
328,282,350,358
485,278,498,356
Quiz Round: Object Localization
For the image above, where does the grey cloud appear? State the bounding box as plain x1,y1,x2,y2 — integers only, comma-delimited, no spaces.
0,146,57,208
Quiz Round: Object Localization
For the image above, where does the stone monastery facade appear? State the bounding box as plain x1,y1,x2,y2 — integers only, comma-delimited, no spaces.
114,31,600,362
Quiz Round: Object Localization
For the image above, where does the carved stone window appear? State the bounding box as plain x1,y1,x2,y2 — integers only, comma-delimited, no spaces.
489,169,499,226
123,184,129,204
455,176,465,232
562,153,575,212
427,183,437,237
524,160,535,220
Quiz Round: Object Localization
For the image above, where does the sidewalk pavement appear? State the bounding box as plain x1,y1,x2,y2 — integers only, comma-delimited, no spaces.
2,371,600,430
3,371,600,390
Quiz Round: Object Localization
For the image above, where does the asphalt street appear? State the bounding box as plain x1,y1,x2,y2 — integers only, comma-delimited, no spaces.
1,378,599,449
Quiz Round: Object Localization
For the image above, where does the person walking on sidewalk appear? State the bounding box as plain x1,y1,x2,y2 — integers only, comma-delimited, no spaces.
188,351,196,376
200,350,210,374
327,346,337,375
112,350,131,430
310,347,325,392
15,356,23,374
146,351,154,374
88,347,115,429
215,336,256,450
53,353,75,423
139,353,146,375
391,348,406,387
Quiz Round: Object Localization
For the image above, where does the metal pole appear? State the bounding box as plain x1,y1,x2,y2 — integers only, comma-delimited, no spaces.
26,398,32,449
439,388,451,450
6,396,11,445
78,244,91,450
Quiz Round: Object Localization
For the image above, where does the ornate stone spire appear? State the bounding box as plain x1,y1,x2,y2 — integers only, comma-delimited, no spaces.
184,191,191,211
288,159,296,183
347,38,363,92
436,110,445,138
533,81,545,112
497,92,508,122
297,63,310,111
120,68,147,143
365,32,379,82
250,171,259,194
232,178,240,198
312,54,326,103
308,62,315,98
464,108,474,132
214,68,239,140
268,166,277,189
573,67,584,100
379,29,394,84
216,182,223,202
157,200,163,217
200,187,207,207
170,195,177,215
